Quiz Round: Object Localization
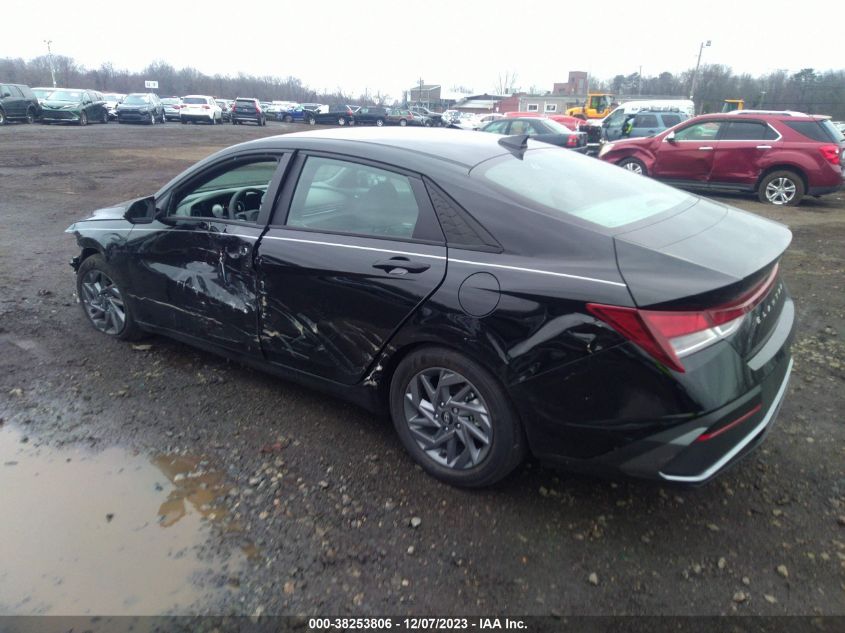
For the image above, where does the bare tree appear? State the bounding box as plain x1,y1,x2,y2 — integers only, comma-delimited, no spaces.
494,71,518,95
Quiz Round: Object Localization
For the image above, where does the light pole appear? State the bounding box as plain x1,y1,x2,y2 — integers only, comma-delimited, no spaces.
44,39,57,88
689,40,711,108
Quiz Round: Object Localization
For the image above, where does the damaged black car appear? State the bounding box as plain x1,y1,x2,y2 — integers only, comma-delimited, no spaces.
67,128,795,488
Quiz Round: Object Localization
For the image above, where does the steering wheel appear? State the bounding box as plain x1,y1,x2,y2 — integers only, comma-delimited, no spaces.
228,187,264,220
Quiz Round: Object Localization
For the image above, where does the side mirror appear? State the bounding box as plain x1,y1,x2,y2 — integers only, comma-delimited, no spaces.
124,196,157,224
665,131,676,143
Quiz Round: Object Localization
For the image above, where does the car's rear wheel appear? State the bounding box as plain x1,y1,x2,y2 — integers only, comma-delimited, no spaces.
399,118,408,127
77,254,143,340
26,108,36,124
79,111,88,126
307,116,316,125
284,114,293,123
759,170,804,206
376,118,384,127
0,109,6,125
389,347,526,487
337,116,346,126
618,157,646,175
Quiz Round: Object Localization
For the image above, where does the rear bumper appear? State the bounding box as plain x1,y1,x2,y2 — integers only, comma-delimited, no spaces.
180,113,214,121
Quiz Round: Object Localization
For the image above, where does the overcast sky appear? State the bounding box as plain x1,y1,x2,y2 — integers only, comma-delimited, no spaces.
5,0,838,100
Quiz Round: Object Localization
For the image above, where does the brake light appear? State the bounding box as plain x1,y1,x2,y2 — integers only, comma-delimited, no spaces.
256,103,261,113
566,135,580,147
819,144,840,166
587,265,780,372
201,105,210,109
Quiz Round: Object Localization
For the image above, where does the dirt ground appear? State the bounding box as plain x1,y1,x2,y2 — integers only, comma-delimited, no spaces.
0,120,843,617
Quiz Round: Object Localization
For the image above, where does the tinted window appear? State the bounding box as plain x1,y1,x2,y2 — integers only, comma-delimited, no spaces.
286,157,420,239
674,121,721,141
475,147,691,229
634,114,659,128
183,97,207,105
483,120,509,134
661,114,681,127
785,121,834,142
721,121,771,140
172,159,279,222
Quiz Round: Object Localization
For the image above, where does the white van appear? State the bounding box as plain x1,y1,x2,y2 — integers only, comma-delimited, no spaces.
601,99,694,141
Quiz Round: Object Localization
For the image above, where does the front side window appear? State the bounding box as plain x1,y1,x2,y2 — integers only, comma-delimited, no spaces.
171,159,279,222
673,121,722,141
285,156,421,239
483,120,509,134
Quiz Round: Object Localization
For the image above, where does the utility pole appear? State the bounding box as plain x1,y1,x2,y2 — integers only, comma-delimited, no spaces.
418,77,424,108
44,39,57,88
689,40,711,110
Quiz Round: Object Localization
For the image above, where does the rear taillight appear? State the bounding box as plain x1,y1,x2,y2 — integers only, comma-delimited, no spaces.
255,104,261,113
819,144,840,166
566,135,579,147
587,265,780,372
201,105,210,109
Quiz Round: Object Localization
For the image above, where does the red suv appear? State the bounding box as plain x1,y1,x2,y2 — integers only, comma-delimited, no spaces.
598,112,845,205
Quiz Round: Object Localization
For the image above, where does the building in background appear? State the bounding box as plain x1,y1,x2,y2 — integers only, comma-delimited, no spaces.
552,71,589,96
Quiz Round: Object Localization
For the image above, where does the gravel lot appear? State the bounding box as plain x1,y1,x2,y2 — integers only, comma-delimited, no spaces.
0,120,843,617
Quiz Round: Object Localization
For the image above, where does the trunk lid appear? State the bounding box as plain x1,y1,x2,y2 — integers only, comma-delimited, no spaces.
613,198,792,357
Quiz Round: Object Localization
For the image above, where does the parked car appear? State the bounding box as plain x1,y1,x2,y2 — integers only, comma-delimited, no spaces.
354,105,391,126
388,108,427,127
67,127,795,488
441,110,460,126
601,100,695,141
32,86,55,103
411,106,444,126
215,99,232,122
102,93,125,120
272,103,306,123
0,83,41,124
161,97,183,121
446,112,484,130
117,93,165,125
599,112,845,205
304,104,355,126
506,111,586,130
480,117,588,152
180,95,222,125
40,88,108,125
231,98,266,126
612,110,690,141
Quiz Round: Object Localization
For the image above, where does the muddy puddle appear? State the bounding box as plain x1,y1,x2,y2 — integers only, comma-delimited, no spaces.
0,424,248,615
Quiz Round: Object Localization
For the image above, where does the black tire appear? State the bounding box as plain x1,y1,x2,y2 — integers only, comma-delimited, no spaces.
0,108,6,125
375,118,384,127
76,254,144,341
337,116,347,126
389,346,526,488
101,109,109,124
148,112,155,125
758,170,805,206
79,111,88,126
617,157,646,176
159,112,166,124
307,115,316,125
26,107,36,124
399,118,408,127
181,119,187,124
283,114,293,123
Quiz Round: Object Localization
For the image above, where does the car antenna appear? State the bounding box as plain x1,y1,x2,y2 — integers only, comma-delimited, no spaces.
498,134,529,157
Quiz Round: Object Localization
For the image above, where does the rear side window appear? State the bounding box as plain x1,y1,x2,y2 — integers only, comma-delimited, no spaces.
475,147,692,229
661,114,681,127
634,114,659,128
721,121,778,140
785,121,833,142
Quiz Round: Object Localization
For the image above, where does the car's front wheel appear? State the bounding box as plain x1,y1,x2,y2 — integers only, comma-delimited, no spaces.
148,112,155,125
759,170,804,206
76,254,143,340
399,118,408,127
26,107,36,124
79,111,88,126
389,347,526,488
307,116,316,125
0,108,6,125
618,157,646,175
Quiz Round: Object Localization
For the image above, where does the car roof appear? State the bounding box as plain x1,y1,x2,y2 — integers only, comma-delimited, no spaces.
227,127,520,169
690,112,828,123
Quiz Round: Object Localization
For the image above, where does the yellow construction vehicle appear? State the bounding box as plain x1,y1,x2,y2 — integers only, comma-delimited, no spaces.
566,93,616,119
721,99,745,112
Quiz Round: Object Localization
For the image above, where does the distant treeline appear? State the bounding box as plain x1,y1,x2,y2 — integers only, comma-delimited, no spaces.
593,66,845,118
2,55,844,118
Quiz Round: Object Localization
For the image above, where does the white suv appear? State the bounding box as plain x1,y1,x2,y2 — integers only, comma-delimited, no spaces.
180,95,222,125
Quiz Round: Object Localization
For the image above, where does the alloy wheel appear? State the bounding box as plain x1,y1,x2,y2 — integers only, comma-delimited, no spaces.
79,269,126,335
403,368,493,470
765,177,796,205
623,161,643,175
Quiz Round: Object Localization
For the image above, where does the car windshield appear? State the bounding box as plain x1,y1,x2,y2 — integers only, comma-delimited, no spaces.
474,147,692,229
33,88,53,99
182,97,207,105
49,90,82,102
124,95,150,105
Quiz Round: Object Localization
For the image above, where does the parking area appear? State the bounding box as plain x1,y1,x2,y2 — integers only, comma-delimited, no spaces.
0,121,843,616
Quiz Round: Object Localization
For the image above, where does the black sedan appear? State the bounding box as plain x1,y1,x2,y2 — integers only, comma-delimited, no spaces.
67,128,795,488
481,117,588,152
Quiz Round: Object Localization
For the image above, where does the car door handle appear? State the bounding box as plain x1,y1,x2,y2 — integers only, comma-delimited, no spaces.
372,257,430,274
698,146,714,151
756,145,772,149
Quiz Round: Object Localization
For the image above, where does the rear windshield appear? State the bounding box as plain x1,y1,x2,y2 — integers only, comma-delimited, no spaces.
785,120,836,142
236,99,255,104
821,120,844,142
182,97,207,105
474,147,692,229
161,98,180,105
